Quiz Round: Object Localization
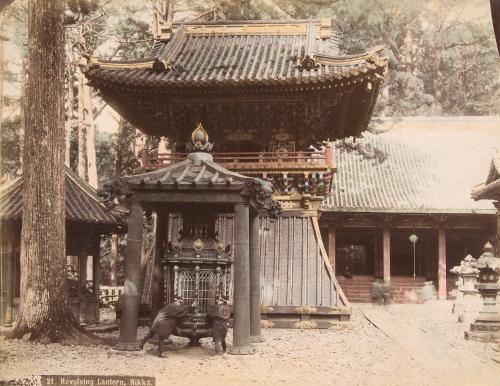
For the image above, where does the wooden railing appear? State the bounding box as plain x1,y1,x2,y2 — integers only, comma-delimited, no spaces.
144,149,334,174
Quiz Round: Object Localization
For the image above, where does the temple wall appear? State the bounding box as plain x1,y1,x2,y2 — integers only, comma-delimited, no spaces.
259,215,341,308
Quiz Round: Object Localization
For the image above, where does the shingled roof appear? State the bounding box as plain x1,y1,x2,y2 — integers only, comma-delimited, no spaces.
0,168,127,228
322,117,498,214
471,149,500,201
84,19,386,89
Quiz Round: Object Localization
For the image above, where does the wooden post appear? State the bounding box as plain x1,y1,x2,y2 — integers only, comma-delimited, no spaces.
438,225,447,300
228,203,255,355
249,213,263,343
374,232,381,277
78,246,88,323
495,202,500,257
328,223,336,274
0,236,14,326
110,234,118,286
117,201,144,351
93,237,101,322
151,212,167,320
383,226,391,283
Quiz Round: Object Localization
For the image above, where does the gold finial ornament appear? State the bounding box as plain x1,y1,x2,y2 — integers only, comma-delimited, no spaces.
192,122,209,144
187,123,213,152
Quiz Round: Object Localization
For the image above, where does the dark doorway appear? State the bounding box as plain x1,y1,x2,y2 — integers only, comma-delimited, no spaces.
336,230,376,275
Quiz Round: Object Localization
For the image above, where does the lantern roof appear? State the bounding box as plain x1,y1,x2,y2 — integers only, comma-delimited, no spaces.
99,125,281,218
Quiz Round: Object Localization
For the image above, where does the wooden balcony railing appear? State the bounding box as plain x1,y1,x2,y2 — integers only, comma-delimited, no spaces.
143,149,334,175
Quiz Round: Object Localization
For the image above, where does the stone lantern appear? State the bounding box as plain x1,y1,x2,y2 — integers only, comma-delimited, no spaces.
450,254,479,322
465,242,500,342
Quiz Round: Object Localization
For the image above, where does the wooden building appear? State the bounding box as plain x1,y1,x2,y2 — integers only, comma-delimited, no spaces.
84,18,388,326
0,169,126,326
472,147,500,255
321,117,498,302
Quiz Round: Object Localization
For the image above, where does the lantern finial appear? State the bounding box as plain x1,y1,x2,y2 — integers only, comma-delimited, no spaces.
186,122,213,153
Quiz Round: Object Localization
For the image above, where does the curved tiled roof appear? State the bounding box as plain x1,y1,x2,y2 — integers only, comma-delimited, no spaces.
84,19,386,89
124,152,251,188
323,118,498,214
471,149,500,200
0,168,127,228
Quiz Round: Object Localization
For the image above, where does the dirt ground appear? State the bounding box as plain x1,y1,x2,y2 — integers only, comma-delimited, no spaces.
1,300,499,386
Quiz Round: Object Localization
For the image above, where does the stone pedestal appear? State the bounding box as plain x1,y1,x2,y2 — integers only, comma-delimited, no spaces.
464,243,500,343
464,283,500,342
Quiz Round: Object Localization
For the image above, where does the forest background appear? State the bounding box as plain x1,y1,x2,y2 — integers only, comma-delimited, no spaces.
0,0,498,283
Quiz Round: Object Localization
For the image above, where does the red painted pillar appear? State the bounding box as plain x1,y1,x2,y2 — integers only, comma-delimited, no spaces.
438,225,447,300
383,226,391,283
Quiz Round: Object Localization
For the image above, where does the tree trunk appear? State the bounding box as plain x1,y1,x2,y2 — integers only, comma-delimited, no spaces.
133,129,147,167
215,0,243,20
77,68,88,181
115,118,125,177
65,48,75,168
404,27,414,74
9,0,102,345
18,59,27,174
83,82,97,187
0,35,5,136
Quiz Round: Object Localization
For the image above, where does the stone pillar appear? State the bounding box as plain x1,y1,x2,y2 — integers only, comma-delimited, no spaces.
152,212,167,320
117,201,144,351
249,213,264,343
228,203,255,355
328,223,336,274
438,225,447,300
383,226,391,283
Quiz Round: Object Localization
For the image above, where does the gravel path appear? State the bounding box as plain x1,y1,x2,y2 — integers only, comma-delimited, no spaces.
1,301,498,386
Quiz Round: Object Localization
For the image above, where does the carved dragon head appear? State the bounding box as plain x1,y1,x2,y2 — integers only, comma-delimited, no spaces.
245,178,282,219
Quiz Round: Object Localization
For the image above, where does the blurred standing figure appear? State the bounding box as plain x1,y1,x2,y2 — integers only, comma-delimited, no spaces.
208,295,231,355
139,295,195,357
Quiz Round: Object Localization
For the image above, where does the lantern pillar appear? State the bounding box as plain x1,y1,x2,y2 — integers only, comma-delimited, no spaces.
250,212,264,343
229,202,255,355
116,201,144,351
151,211,167,320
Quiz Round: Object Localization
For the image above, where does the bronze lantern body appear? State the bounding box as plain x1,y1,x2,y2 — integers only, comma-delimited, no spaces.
165,211,232,344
